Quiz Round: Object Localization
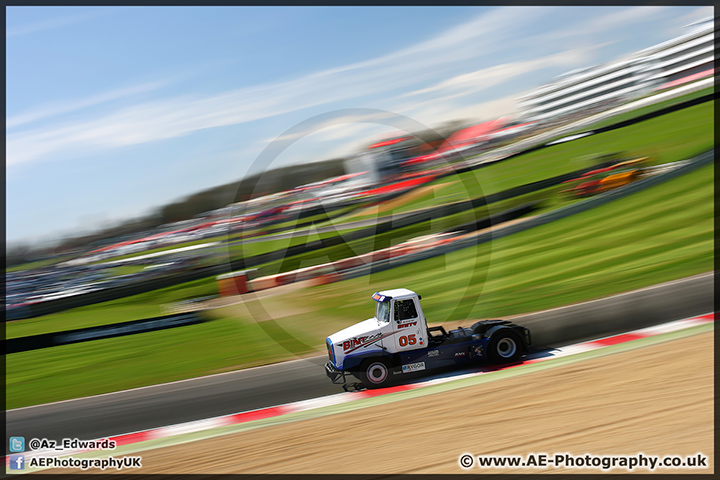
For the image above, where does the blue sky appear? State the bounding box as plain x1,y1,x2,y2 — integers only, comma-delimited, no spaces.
6,6,712,246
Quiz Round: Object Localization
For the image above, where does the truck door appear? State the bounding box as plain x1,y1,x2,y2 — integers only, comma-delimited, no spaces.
392,297,426,351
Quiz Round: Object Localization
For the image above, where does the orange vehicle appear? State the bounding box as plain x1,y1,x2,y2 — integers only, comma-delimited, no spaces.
561,156,649,198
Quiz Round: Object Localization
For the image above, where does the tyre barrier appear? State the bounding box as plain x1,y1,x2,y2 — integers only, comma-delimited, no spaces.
250,275,282,291
280,263,336,284
390,245,412,257
369,249,393,263
437,236,457,246
422,240,443,249
354,252,374,266
275,272,295,286
217,269,256,296
404,244,431,256
288,265,321,283
247,233,468,292
311,272,341,286
332,256,364,271
250,263,340,291
304,263,337,279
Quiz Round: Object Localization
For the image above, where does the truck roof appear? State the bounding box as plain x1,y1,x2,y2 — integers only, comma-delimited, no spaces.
377,288,417,299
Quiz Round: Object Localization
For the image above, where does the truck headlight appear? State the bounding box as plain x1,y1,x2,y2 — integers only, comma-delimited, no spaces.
326,338,335,364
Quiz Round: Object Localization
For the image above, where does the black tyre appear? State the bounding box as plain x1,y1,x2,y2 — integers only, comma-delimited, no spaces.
357,358,392,388
488,329,522,363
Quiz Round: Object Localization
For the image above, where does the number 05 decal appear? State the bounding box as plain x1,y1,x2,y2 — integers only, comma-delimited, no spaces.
398,334,417,347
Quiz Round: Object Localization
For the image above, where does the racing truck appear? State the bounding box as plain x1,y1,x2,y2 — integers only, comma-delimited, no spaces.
325,288,531,390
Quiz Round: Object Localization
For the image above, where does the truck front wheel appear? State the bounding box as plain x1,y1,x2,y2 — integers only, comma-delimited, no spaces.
358,358,392,388
488,330,522,363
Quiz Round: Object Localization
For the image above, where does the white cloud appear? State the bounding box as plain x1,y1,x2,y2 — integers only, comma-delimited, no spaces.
399,92,520,128
264,110,395,145
665,7,713,37
270,123,391,167
582,6,669,35
310,122,386,144
6,9,111,37
545,6,670,41
8,7,542,167
258,111,411,168
5,6,679,168
6,81,168,129
392,44,601,126
403,46,593,100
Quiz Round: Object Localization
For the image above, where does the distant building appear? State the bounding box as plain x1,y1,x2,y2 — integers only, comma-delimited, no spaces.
517,17,713,125
637,16,713,89
517,54,660,125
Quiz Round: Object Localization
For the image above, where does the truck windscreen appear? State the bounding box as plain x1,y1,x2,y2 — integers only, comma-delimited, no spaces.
376,301,390,323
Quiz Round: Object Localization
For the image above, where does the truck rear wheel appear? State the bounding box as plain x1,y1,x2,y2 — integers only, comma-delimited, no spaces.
358,358,392,388
488,330,522,363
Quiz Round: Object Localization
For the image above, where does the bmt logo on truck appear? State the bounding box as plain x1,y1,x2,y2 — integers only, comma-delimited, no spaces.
342,332,385,352
343,337,367,351
397,321,417,329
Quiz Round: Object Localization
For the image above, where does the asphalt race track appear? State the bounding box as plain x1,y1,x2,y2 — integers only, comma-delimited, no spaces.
7,272,712,445
7,356,335,443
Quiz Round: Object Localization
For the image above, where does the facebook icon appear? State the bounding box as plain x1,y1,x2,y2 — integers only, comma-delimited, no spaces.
9,455,25,470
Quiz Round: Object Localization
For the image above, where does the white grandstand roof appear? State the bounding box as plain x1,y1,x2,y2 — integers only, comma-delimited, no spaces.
528,50,642,101
636,19,713,57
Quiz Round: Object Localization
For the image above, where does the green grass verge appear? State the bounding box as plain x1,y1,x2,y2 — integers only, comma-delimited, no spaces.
6,313,316,409
6,277,220,340
6,158,712,408
6,256,71,273
581,84,714,132
106,264,147,276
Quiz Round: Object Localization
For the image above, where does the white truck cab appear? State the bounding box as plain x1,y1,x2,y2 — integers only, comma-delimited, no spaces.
326,289,426,368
